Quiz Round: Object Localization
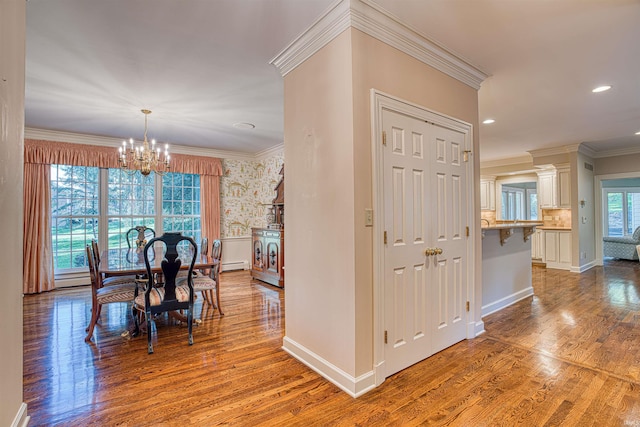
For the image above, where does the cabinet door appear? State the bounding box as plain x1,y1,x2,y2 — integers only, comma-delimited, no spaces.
252,233,265,273
480,180,489,210
558,231,572,264
539,174,556,208
536,229,545,260
544,231,558,262
265,235,282,276
557,168,571,208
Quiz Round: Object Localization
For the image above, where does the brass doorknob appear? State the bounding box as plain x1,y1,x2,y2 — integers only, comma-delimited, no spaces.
435,248,443,255
424,248,436,256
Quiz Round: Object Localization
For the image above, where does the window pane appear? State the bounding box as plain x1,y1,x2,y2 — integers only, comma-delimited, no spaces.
50,164,99,272
161,172,201,241
628,192,640,235
106,169,155,250
607,192,623,236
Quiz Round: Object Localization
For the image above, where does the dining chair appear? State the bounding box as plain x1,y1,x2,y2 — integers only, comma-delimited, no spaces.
178,239,224,315
133,232,197,354
85,244,139,342
91,239,139,287
126,225,156,249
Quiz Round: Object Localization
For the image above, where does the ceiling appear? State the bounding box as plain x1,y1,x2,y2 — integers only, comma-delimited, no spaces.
25,0,640,161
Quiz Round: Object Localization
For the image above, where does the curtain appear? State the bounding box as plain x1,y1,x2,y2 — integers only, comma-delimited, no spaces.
23,139,222,294
23,163,55,294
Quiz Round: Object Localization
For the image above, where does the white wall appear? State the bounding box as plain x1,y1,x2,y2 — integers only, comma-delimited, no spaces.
0,1,28,425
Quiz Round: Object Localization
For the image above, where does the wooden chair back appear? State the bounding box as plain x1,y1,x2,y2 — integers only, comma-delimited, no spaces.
136,232,197,353
126,226,156,249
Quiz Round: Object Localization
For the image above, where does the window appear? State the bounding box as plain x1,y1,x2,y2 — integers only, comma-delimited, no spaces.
501,183,537,221
604,189,640,237
51,165,100,271
107,170,155,249
50,166,201,273
162,173,201,243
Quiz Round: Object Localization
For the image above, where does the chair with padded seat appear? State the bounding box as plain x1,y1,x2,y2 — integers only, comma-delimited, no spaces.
91,239,139,288
133,232,197,354
85,244,139,342
178,238,223,315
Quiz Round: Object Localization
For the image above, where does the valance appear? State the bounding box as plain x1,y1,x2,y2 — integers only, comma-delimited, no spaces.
24,139,222,176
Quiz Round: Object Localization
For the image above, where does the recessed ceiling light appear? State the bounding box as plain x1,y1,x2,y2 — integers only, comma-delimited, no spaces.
233,122,255,130
635,131,640,135
482,119,495,124
592,85,612,93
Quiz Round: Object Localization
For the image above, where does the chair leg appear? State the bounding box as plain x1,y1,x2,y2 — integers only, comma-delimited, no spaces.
85,302,101,342
187,306,194,346
215,284,224,315
146,309,154,354
132,305,141,337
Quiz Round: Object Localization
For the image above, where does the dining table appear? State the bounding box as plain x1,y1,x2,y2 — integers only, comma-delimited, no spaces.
98,244,218,327
99,245,218,278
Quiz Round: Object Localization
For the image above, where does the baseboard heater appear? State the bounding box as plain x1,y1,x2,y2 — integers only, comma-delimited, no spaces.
222,260,249,272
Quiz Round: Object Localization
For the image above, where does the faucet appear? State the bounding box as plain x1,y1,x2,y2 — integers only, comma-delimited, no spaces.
481,218,490,227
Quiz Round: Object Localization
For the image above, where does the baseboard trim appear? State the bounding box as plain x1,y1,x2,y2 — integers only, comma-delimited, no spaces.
474,321,486,337
282,336,376,398
571,260,597,273
11,403,29,427
481,287,534,318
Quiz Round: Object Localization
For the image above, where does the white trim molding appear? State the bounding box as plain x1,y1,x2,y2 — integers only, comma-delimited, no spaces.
270,0,489,90
282,337,376,398
11,403,29,427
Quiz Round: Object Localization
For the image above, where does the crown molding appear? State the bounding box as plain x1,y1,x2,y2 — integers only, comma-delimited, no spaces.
527,143,581,159
480,154,532,169
255,143,284,160
583,144,640,159
270,0,488,90
25,127,267,161
577,144,597,158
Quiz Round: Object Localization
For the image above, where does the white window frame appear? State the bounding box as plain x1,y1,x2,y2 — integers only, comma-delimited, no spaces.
53,166,201,284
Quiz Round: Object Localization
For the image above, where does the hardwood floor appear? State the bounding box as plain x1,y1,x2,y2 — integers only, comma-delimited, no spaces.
24,262,640,426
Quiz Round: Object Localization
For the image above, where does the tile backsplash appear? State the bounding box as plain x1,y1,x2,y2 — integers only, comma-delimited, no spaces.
541,208,571,228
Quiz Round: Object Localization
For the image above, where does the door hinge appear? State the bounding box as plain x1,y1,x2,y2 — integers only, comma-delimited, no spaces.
466,301,470,312
463,150,472,162
384,231,387,244
466,226,469,237
382,130,387,146
384,330,388,344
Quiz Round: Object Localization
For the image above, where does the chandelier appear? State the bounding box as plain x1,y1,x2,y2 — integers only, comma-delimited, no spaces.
118,109,170,176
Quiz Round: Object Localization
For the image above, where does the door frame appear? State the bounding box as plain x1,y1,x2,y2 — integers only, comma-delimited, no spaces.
370,89,476,386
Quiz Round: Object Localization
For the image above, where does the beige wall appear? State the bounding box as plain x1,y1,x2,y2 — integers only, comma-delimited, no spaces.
595,153,640,176
0,0,26,424
284,30,357,374
284,27,479,380
576,151,596,267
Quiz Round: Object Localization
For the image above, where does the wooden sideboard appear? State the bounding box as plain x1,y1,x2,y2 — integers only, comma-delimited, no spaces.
251,227,284,288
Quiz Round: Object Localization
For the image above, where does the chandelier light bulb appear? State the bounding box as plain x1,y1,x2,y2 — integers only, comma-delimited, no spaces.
117,109,171,176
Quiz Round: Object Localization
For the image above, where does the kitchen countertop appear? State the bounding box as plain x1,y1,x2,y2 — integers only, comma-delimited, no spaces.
481,222,543,230
537,226,571,230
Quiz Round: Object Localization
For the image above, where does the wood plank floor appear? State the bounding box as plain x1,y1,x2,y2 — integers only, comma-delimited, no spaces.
24,262,640,426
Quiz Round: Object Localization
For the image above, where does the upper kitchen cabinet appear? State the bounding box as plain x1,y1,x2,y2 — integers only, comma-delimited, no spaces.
480,176,496,211
537,166,571,209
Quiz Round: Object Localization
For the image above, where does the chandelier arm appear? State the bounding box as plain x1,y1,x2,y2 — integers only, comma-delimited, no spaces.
117,109,170,177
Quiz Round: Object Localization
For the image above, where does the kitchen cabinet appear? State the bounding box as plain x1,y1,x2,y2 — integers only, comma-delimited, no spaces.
480,177,496,211
543,229,571,270
537,167,571,209
531,228,544,261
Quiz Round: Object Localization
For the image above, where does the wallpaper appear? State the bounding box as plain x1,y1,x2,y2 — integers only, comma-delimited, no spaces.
220,153,284,238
